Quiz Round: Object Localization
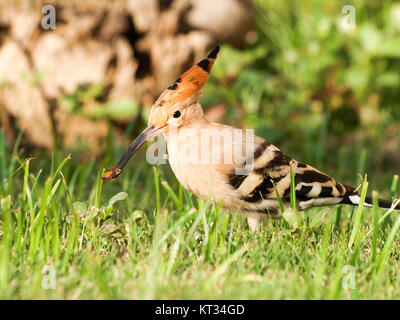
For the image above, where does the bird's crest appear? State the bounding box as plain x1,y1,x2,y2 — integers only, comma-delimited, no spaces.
153,45,220,107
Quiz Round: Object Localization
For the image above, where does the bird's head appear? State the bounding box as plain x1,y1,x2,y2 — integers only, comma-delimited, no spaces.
147,45,220,131
102,45,220,180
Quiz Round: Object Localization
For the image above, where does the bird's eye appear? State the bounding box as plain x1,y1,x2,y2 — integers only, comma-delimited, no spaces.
173,110,181,118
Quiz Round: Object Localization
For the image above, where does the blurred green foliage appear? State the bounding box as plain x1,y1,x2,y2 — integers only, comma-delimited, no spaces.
202,0,400,178
60,83,139,120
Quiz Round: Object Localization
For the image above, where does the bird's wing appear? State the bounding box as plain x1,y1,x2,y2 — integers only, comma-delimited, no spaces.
226,136,357,207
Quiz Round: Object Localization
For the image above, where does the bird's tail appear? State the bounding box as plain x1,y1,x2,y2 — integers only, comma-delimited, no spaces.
341,194,400,211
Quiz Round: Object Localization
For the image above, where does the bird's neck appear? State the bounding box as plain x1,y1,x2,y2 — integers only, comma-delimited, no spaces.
185,102,208,125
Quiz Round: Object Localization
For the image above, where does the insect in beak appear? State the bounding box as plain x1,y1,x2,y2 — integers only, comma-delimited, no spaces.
102,124,167,180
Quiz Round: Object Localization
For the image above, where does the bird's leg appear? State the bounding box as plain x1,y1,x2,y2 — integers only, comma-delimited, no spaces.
247,217,261,232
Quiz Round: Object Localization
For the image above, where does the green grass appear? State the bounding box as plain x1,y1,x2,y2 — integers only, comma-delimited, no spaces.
0,0,399,300
0,129,399,300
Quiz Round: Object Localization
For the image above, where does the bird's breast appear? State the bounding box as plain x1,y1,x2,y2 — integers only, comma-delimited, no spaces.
164,128,239,204
166,139,219,198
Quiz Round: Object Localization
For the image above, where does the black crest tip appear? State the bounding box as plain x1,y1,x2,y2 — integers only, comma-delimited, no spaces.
207,45,220,59
197,59,210,72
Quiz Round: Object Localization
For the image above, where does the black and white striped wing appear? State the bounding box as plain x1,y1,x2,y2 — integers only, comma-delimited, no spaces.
227,137,357,211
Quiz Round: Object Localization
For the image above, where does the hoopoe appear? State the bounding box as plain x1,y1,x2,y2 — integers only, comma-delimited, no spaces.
102,45,400,232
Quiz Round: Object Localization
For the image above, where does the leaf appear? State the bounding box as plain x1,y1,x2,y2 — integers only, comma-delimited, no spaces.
282,208,302,229
88,99,139,119
108,192,128,208
1,195,11,211
309,209,329,229
131,210,145,221
100,224,119,235
72,201,88,216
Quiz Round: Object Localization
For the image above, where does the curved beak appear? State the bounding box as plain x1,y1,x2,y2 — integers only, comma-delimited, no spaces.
102,124,167,180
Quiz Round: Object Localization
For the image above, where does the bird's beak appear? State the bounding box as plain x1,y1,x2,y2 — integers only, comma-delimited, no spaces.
102,124,167,180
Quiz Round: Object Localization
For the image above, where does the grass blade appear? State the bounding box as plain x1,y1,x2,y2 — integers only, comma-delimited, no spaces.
348,175,368,248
